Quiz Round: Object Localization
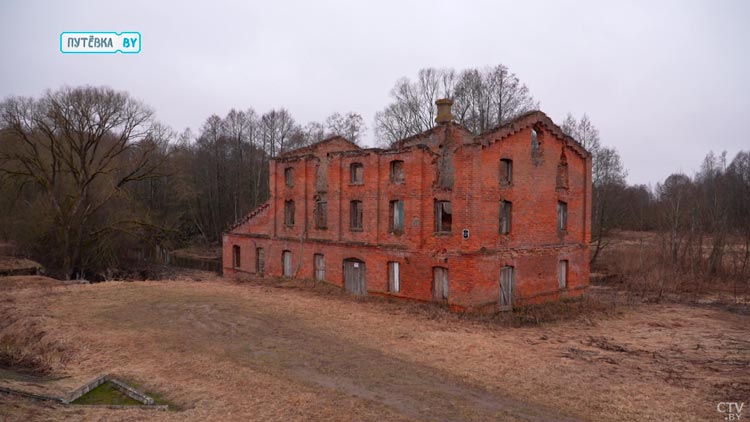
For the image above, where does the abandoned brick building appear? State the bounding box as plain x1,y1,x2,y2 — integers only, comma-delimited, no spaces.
223,99,591,311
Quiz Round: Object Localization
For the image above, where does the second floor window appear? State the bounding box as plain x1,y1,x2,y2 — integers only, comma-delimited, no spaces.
350,163,363,184
350,200,363,230
499,159,512,185
390,160,404,183
315,200,327,229
389,200,404,233
284,167,294,187
499,200,512,234
434,200,452,233
284,200,295,226
557,201,568,231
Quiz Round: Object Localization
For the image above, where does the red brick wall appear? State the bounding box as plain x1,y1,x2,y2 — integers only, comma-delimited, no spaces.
224,114,591,311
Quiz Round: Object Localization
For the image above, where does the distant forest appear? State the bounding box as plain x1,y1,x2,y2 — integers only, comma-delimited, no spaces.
1,65,748,283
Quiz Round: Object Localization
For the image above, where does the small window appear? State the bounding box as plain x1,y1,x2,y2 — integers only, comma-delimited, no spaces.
350,200,363,230
256,247,264,275
434,200,452,233
388,261,400,293
284,200,295,226
559,260,568,289
499,159,512,185
314,253,325,281
350,163,364,184
390,160,404,183
389,200,404,233
499,200,512,234
232,245,241,268
557,201,568,231
315,200,327,229
556,151,569,190
284,167,294,187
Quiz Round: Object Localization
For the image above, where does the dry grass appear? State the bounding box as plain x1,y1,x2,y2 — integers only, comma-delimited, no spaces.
0,272,748,421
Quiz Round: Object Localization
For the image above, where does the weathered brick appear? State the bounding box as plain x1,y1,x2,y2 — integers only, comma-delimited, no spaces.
223,108,592,311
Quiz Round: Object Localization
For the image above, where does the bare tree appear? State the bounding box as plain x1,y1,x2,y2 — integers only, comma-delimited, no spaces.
375,65,536,145
0,86,165,278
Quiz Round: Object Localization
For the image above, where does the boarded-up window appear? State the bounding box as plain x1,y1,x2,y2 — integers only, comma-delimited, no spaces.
284,167,294,187
432,267,449,300
282,250,292,277
350,163,363,184
499,159,512,185
559,260,568,289
557,201,568,231
284,200,295,226
315,200,327,229
314,254,325,281
232,245,241,268
256,247,264,275
434,200,452,232
388,261,400,293
389,200,404,233
350,200,363,230
499,200,512,234
390,160,404,183
499,266,514,311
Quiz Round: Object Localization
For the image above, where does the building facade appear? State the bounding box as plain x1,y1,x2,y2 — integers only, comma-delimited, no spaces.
223,100,592,311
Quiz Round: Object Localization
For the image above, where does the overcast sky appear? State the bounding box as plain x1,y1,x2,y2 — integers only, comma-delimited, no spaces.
1,0,748,186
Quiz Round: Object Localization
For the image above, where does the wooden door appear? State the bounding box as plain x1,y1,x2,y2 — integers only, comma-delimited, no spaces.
314,254,325,281
282,250,292,277
499,266,514,311
343,259,366,295
432,267,449,300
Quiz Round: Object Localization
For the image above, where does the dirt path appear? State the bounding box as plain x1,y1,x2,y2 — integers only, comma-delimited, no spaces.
1,275,747,421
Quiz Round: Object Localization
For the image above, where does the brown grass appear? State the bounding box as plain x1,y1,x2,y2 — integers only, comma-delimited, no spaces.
0,272,748,421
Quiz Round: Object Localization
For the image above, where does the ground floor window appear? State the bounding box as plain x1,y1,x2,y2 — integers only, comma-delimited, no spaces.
388,261,400,293
232,245,241,268
559,260,568,289
314,253,325,281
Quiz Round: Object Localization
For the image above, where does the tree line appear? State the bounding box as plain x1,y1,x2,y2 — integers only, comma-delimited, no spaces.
1,66,748,283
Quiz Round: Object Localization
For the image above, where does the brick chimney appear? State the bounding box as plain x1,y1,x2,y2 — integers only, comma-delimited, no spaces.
435,98,454,124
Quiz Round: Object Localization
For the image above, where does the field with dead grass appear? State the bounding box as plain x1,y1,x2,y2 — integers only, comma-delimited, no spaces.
0,272,748,422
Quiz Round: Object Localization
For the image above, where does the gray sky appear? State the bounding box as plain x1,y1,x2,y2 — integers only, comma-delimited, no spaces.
1,0,748,186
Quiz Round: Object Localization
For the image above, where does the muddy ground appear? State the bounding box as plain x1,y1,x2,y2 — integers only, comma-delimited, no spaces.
0,273,748,421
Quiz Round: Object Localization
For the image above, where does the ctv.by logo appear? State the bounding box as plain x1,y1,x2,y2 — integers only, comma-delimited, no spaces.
717,402,744,421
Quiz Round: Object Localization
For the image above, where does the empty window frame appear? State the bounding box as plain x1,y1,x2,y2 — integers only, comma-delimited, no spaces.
350,200,363,230
499,159,513,185
388,261,400,293
557,201,568,231
350,163,364,184
284,200,295,226
232,245,241,268
314,253,325,281
390,160,404,183
315,200,327,229
559,260,569,289
434,200,452,233
389,200,404,233
284,167,294,187
256,247,265,275
499,200,512,234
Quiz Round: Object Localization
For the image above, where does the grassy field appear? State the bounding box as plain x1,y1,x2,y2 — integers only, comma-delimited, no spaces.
0,272,748,421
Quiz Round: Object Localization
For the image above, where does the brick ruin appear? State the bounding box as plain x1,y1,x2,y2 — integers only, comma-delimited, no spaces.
223,99,592,311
